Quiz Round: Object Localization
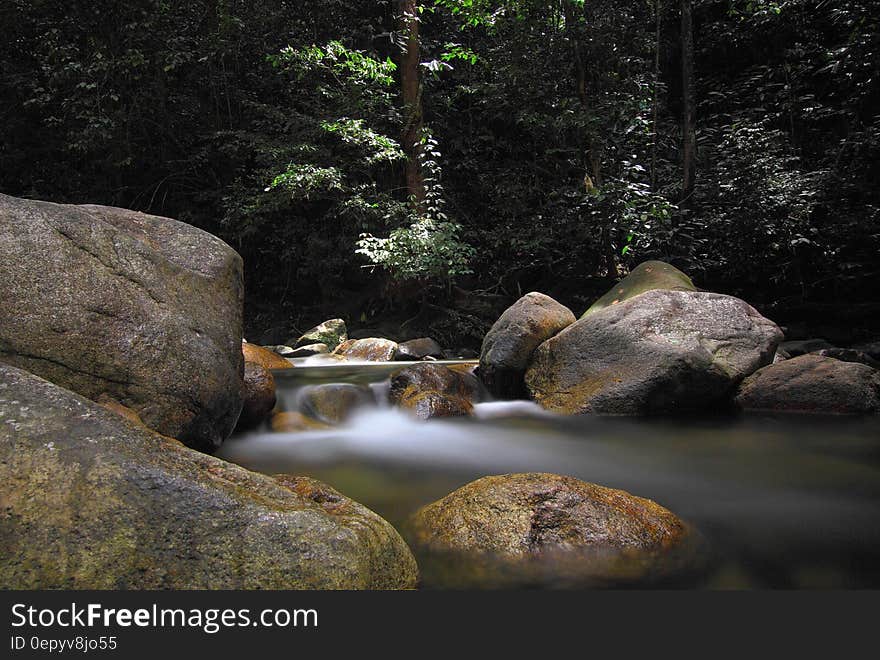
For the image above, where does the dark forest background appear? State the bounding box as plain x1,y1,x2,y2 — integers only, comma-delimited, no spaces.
1,1,878,348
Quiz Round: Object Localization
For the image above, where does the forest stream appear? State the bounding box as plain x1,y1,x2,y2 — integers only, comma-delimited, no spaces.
219,358,880,589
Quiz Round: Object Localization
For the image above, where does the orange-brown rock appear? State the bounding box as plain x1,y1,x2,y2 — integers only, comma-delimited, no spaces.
389,363,480,419
243,342,294,370
408,472,700,588
237,362,276,430
334,338,398,362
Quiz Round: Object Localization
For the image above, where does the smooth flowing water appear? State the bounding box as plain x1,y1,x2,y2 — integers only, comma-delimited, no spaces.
218,359,880,589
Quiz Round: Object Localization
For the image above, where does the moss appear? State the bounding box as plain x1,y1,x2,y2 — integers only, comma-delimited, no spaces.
581,260,696,318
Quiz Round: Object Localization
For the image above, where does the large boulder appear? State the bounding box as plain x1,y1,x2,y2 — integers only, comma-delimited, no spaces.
334,338,398,362
479,292,576,399
291,319,347,351
525,290,782,415
735,354,880,414
0,194,243,453
0,365,418,589
407,473,699,588
389,363,480,419
581,260,696,318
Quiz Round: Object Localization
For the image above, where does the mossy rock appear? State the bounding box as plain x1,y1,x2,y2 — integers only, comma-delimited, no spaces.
581,260,696,318
0,364,418,589
291,319,347,351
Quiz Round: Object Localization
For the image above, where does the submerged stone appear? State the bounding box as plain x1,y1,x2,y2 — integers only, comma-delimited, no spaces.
298,383,374,424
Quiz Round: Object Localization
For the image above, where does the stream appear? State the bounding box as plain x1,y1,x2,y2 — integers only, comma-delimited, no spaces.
217,358,880,589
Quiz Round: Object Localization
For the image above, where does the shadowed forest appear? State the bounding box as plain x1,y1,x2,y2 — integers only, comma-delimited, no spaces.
1,0,878,347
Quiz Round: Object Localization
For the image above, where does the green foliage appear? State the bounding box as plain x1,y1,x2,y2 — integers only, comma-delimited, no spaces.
357,131,475,284
270,41,397,87
1,0,877,338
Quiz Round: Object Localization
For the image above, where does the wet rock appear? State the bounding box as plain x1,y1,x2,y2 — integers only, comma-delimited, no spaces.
291,319,347,351
237,362,276,430
298,383,374,424
270,411,331,433
395,338,444,361
812,348,880,370
0,364,419,589
581,260,696,318
479,292,576,399
242,341,293,371
444,348,479,360
773,348,791,363
525,290,782,415
780,338,835,357
0,194,243,453
287,343,329,358
407,473,699,588
265,345,296,357
334,338,398,362
852,340,880,361
735,354,880,414
389,363,480,419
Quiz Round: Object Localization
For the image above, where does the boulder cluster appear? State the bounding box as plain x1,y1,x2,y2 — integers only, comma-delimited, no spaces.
479,260,879,416
2,194,876,590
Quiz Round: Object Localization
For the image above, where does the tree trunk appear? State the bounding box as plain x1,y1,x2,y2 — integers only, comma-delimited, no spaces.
651,0,661,192
680,0,695,203
398,0,425,208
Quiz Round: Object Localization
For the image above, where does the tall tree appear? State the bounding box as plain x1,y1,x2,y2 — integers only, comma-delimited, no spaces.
680,0,695,202
398,0,426,207
651,0,661,192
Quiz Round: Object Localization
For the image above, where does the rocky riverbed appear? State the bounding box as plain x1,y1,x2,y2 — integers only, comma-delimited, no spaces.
2,194,877,589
